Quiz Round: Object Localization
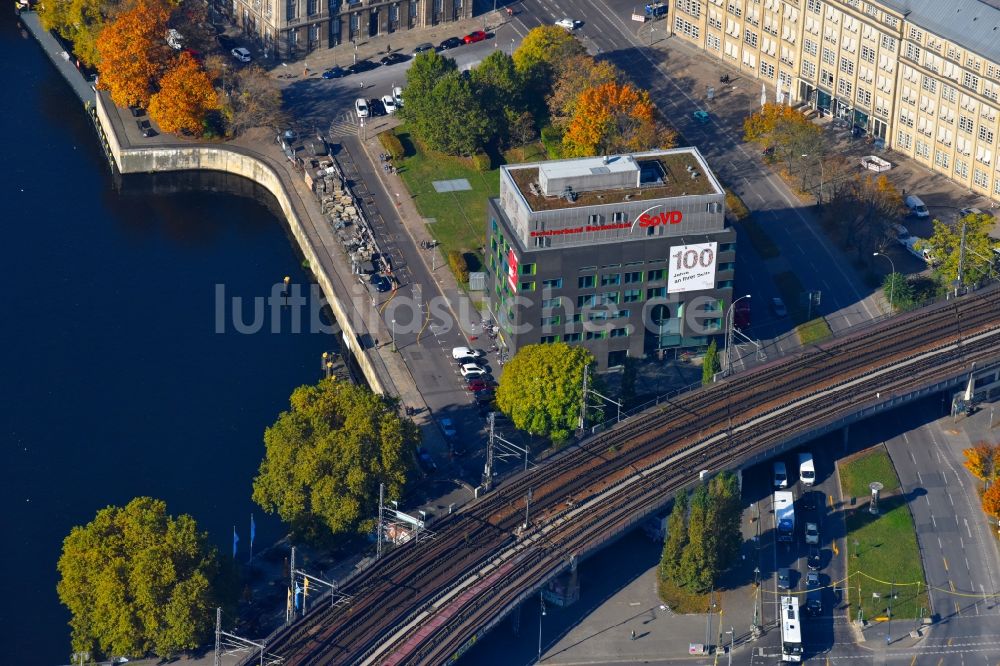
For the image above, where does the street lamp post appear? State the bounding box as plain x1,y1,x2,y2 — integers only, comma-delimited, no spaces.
724,294,751,377
391,319,397,352
537,591,546,661
873,252,896,314
510,38,515,56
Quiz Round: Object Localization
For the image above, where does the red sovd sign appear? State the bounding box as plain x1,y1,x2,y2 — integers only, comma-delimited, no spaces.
637,210,683,228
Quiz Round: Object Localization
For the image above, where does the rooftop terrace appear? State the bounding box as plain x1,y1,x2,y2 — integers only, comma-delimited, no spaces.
507,150,717,212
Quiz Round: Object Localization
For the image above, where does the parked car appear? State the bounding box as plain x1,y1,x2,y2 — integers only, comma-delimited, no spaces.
734,299,751,329
806,570,820,587
381,95,397,114
231,47,251,63
463,30,488,44
355,98,369,118
455,355,484,367
348,59,380,74
321,66,347,79
439,36,464,50
438,417,457,439
804,521,820,545
778,567,793,590
380,52,410,66
959,207,994,220
452,346,486,359
801,491,819,512
555,18,579,29
412,42,435,55
369,98,387,116
692,109,710,124
466,378,491,392
773,461,788,488
771,297,787,317
904,194,930,218
392,86,404,107
807,546,822,571
416,447,437,473
460,363,486,378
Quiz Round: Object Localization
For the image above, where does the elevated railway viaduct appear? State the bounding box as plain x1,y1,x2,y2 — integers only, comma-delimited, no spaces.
252,286,1000,666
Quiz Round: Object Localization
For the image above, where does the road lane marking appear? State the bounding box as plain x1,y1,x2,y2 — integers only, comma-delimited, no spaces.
944,557,950,571
966,518,973,539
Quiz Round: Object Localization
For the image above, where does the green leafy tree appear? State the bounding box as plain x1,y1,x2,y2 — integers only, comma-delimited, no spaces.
702,339,720,386
882,272,914,311
926,211,1000,287
252,378,417,540
705,472,742,572
513,25,586,109
400,49,458,132
418,71,492,155
678,484,713,591
659,491,688,582
496,342,594,443
56,497,220,659
470,50,525,143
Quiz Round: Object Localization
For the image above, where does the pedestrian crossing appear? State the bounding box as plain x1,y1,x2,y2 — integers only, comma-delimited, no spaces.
328,111,359,138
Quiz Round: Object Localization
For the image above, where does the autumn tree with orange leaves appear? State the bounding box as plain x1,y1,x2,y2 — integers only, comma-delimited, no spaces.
95,0,171,109
148,52,220,135
982,482,1000,520
561,82,676,157
963,442,998,483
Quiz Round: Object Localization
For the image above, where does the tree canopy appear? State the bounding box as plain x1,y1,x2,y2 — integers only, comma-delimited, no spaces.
252,378,418,540
95,0,172,108
833,174,905,260
38,0,124,67
926,211,1000,287
148,51,219,135
496,342,594,443
658,472,742,594
216,63,287,137
56,497,220,659
547,54,621,124
963,442,998,482
561,82,676,157
513,25,586,99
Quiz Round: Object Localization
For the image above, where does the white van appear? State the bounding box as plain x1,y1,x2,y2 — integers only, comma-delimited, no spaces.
773,461,788,488
799,453,816,486
905,194,930,218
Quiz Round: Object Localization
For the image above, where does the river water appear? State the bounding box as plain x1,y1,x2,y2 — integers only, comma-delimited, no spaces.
2,12,333,663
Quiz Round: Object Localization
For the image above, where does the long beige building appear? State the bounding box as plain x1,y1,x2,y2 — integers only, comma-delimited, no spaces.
669,0,1000,200
232,0,472,60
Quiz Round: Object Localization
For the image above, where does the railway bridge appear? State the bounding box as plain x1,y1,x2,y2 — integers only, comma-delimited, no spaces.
249,286,1000,666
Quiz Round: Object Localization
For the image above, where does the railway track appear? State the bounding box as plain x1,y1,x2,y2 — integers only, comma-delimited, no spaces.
259,286,1000,666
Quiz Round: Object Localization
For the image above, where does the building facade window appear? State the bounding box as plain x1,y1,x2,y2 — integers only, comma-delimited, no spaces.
857,88,872,107
896,130,912,149
707,33,721,50
861,45,875,63
745,29,758,47
804,39,818,56
955,159,969,178
837,79,852,97
600,273,621,286
921,76,937,94
974,168,989,188
915,140,930,158
646,269,665,282
979,126,995,144
675,16,700,39
964,72,980,92
802,60,816,78
287,0,297,20
624,271,642,283
623,288,642,302
934,150,949,169
840,56,854,75
761,61,775,78
959,115,974,132
578,275,595,289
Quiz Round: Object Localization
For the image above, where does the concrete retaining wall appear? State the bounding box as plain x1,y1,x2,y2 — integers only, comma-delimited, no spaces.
95,94,386,394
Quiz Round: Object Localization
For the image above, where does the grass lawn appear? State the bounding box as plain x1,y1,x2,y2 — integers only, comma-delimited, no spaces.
657,575,712,614
796,317,833,346
838,447,901,500
390,127,547,278
844,497,930,620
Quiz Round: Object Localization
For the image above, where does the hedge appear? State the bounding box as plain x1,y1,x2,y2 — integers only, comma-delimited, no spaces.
470,150,492,172
379,131,405,160
448,250,469,283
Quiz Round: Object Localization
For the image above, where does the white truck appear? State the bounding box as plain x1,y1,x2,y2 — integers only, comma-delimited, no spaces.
903,236,937,265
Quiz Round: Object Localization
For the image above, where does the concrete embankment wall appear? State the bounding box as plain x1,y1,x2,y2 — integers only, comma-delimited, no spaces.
94,94,386,394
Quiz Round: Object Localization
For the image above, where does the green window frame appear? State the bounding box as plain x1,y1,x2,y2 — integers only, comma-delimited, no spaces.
542,278,564,289
647,287,666,299
540,335,559,343
623,289,642,303
520,281,535,291
624,271,643,283
646,269,665,282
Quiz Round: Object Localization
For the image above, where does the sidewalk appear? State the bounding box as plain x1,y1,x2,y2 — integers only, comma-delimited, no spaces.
265,11,515,86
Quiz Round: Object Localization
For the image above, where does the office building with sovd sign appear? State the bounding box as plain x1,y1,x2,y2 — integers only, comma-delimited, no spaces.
486,148,736,370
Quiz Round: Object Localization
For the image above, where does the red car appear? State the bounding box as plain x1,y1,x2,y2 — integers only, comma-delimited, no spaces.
463,30,487,44
466,378,491,392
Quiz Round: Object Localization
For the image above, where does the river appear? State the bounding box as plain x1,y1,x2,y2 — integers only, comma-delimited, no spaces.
2,12,333,663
